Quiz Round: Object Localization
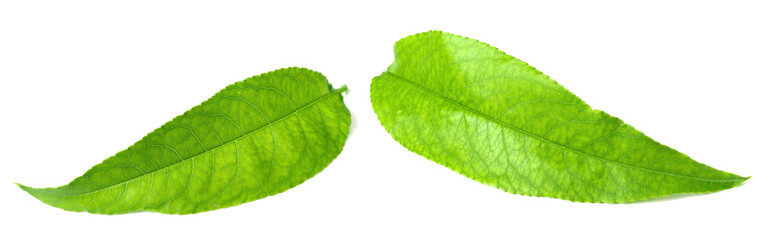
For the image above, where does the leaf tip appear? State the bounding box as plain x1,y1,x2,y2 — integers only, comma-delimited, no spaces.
725,175,750,189
15,183,40,196
15,183,39,197
15,182,29,190
740,175,751,184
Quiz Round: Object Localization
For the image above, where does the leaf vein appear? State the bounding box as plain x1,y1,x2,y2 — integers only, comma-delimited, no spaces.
385,72,741,183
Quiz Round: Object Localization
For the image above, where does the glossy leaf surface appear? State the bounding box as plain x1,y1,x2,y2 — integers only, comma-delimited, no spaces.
19,67,351,214
371,31,747,203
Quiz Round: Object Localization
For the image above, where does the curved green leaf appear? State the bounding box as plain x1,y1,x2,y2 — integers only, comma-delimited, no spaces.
371,31,747,203
19,67,351,214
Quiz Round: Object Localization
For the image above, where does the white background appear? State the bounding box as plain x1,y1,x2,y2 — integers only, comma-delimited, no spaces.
1,1,781,239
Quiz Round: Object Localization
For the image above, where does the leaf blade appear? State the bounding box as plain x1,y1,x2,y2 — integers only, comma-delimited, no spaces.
371,31,747,203
20,67,351,214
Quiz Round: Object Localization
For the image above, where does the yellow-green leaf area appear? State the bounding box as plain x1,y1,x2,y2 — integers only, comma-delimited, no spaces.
370,31,747,203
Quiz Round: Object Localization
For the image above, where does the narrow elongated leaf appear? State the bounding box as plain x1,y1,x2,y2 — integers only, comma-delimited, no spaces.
19,67,351,214
371,31,748,203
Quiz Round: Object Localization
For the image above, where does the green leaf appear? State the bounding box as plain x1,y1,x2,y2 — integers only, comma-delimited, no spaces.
19,67,351,214
371,31,748,203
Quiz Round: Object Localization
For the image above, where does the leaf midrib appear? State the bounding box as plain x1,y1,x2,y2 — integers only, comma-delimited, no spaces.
384,72,742,183
54,87,347,197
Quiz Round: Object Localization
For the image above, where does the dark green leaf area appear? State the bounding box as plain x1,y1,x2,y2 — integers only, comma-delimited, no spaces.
20,67,351,214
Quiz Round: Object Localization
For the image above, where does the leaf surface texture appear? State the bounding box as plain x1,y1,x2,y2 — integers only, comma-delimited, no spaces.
371,31,747,203
20,67,351,214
